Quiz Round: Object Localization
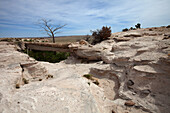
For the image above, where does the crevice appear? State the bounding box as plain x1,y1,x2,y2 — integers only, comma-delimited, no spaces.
89,68,120,100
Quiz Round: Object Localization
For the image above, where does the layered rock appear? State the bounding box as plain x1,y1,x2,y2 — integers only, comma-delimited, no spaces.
69,26,170,113
0,26,170,113
0,42,115,113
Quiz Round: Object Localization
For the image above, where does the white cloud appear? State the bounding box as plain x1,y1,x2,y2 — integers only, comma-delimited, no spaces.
0,0,170,37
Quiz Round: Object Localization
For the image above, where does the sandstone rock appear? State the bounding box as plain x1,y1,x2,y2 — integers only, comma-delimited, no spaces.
133,52,167,62
124,100,135,106
79,40,89,45
1,26,170,113
75,48,102,60
123,32,142,37
141,89,151,95
127,80,134,86
133,65,158,73
69,42,104,60
0,42,114,113
114,37,131,42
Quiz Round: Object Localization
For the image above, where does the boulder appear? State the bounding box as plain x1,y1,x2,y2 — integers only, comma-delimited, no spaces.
133,65,158,73
124,100,135,106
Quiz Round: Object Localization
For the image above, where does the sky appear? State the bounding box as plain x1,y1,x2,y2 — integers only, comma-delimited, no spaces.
0,0,170,38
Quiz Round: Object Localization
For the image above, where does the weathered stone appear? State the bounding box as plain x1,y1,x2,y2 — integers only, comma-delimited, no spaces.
75,48,102,60
79,40,89,45
141,89,151,95
123,33,142,37
0,93,2,101
0,42,112,113
133,65,158,73
1,26,170,113
124,100,135,106
127,80,134,86
114,37,131,42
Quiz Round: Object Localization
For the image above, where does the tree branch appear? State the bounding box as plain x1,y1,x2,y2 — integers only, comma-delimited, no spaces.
38,19,66,43
54,31,61,34
53,24,67,32
47,33,52,37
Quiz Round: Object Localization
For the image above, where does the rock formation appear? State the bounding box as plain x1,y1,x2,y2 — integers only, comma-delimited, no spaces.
69,26,170,113
0,26,170,113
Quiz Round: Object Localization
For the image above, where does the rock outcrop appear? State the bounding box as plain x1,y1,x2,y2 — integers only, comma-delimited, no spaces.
69,26,170,113
0,26,170,113
0,42,114,113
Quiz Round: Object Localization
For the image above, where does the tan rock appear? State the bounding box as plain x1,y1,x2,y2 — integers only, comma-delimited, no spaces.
1,26,170,113
133,65,157,73
79,40,89,45
124,100,135,106
123,32,142,37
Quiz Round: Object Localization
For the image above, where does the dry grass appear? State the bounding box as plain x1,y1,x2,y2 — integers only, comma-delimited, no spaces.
0,35,90,44
48,35,88,43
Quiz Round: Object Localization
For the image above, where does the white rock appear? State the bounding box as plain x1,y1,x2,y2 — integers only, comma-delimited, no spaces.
133,65,157,73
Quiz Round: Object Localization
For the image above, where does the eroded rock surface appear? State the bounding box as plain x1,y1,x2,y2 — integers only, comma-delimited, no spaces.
0,26,170,113
0,42,114,113
69,26,170,113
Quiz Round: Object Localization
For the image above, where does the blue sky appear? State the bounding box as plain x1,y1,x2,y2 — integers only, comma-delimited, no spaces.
0,0,170,38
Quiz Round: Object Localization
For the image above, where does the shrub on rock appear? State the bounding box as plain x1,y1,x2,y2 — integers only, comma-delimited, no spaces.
83,74,93,80
93,80,99,85
16,84,20,89
166,25,170,28
129,27,136,30
122,28,129,32
135,23,141,29
23,78,29,84
91,26,111,44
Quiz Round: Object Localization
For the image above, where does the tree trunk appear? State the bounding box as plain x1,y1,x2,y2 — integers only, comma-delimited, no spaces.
52,33,55,43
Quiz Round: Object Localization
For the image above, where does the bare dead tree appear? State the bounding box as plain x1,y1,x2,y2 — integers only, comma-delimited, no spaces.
38,19,66,43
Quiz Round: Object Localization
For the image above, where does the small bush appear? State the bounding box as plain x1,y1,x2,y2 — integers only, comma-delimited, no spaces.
46,74,54,79
16,84,20,89
23,78,29,84
129,27,136,30
1,38,12,42
48,74,53,78
29,39,33,42
25,50,70,63
83,74,93,80
88,82,90,86
122,28,128,32
166,25,170,28
149,29,152,31
129,27,133,30
122,23,141,32
93,80,99,85
135,23,141,29
16,39,20,41
85,34,91,42
24,39,27,42
91,26,111,44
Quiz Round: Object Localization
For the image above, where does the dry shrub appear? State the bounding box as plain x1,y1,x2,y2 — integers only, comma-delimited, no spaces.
91,26,111,44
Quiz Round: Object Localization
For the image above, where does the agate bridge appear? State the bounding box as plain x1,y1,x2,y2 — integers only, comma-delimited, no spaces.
24,42,71,52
